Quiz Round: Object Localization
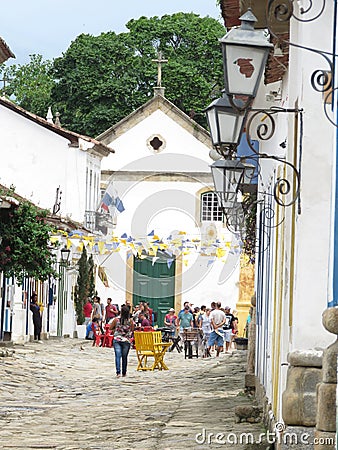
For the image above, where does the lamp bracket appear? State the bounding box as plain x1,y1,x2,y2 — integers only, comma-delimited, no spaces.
243,106,303,207
215,144,238,159
268,0,325,25
228,94,253,112
267,1,338,127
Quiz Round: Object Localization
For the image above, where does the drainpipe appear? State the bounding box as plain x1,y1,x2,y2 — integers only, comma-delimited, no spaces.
330,0,338,309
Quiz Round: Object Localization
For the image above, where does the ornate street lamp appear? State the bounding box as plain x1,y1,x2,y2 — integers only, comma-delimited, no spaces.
220,9,273,106
205,94,246,156
60,246,71,265
210,159,256,206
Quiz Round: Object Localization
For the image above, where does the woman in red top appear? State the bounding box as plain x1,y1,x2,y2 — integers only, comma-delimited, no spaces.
164,308,178,337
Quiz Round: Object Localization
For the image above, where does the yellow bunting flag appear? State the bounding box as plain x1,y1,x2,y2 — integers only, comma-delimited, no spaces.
87,240,95,249
98,241,106,254
216,248,226,258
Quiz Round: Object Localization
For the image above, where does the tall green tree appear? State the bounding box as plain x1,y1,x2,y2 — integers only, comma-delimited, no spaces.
74,247,89,325
0,54,55,119
87,255,96,299
2,14,225,137
51,13,225,135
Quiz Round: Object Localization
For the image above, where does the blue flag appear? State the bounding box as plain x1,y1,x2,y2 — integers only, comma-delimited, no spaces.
115,197,125,213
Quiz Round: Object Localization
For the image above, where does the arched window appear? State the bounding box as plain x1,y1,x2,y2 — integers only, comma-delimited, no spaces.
201,191,223,222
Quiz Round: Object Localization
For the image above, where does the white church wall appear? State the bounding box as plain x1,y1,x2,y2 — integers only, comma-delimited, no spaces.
101,176,240,310
101,110,212,172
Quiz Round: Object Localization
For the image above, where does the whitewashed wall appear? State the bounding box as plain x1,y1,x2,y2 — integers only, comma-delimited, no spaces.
253,1,336,422
0,106,92,223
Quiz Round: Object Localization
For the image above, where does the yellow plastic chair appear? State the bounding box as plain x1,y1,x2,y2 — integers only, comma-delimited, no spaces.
134,331,171,371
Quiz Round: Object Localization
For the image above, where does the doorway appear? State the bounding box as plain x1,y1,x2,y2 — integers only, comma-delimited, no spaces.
133,254,175,326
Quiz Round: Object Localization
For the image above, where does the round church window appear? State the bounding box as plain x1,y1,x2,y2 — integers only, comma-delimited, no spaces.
147,134,166,153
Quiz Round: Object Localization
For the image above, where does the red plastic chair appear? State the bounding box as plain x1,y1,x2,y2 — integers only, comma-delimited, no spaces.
92,323,104,347
102,325,114,348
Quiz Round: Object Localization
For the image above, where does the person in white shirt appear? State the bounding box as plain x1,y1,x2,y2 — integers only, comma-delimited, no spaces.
208,302,226,357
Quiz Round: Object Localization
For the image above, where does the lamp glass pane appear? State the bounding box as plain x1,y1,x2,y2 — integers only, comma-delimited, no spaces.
211,165,226,193
211,165,238,205
206,108,219,146
224,45,267,96
218,110,244,145
230,166,244,186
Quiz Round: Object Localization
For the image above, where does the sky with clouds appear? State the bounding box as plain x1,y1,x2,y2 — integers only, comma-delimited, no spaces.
1,0,222,65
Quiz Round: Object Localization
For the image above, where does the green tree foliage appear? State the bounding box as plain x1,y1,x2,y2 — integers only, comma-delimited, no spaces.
1,14,225,137
51,13,225,135
87,255,96,299
75,247,89,325
0,55,55,119
0,201,56,284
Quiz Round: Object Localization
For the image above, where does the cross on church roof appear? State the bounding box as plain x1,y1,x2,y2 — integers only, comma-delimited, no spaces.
152,51,168,87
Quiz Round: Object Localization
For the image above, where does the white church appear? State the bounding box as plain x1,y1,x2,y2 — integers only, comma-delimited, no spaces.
95,83,242,326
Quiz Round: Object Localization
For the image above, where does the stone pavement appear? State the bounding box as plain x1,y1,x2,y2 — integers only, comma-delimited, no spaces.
0,338,269,450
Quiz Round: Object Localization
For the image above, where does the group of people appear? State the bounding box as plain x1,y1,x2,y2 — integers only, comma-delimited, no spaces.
163,301,238,356
83,296,119,327
83,297,238,377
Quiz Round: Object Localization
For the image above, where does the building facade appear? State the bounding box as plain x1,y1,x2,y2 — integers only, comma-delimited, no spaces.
97,92,242,322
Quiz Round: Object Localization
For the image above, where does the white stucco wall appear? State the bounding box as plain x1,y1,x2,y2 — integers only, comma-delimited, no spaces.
101,109,212,171
286,4,334,351
0,106,88,223
253,1,336,421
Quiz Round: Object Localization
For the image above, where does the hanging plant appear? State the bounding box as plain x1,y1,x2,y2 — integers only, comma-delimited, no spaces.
241,192,257,264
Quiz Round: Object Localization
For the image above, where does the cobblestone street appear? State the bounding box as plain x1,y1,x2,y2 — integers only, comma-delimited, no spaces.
0,339,267,450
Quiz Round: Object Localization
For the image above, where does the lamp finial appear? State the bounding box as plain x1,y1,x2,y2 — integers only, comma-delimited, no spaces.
239,8,258,30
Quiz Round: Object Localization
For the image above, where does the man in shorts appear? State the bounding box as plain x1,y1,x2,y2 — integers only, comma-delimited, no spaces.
208,302,226,357
223,306,235,352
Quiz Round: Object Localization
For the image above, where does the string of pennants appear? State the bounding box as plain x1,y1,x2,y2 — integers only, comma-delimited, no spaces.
50,229,242,268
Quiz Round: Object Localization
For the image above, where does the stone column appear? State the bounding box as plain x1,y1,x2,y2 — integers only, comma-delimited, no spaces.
314,307,338,449
280,350,322,448
245,293,256,391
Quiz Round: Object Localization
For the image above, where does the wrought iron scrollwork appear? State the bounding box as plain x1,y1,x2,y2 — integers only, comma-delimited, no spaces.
266,1,336,126
268,0,326,23
311,69,331,93
245,107,302,207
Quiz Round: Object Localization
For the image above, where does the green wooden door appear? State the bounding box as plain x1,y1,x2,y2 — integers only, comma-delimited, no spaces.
133,255,175,326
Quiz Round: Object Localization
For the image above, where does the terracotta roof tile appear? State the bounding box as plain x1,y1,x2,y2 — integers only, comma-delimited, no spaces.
0,36,15,64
